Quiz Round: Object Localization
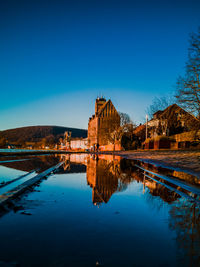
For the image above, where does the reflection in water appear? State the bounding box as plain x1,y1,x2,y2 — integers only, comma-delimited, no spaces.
120,159,183,203
169,200,200,266
86,155,200,265
1,153,197,206
0,154,60,173
59,154,183,205
0,153,200,266
0,154,87,174
86,155,184,205
87,155,122,205
83,154,200,265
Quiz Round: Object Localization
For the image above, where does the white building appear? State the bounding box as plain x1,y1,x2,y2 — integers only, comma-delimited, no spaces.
70,138,88,150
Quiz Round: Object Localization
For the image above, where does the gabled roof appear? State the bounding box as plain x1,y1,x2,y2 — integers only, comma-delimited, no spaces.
159,104,181,118
97,99,118,117
159,104,197,121
153,110,163,116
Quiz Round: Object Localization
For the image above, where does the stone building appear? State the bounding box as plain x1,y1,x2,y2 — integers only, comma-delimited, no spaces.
134,103,199,149
88,98,120,150
147,104,197,138
135,104,197,141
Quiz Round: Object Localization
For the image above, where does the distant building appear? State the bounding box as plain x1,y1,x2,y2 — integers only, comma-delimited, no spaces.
88,98,120,150
70,138,88,150
147,104,197,138
134,104,198,149
57,131,88,151
135,104,197,141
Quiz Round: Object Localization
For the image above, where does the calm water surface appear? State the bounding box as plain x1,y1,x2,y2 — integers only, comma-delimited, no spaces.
0,154,199,267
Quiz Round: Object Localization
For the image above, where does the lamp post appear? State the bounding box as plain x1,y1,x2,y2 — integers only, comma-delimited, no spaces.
146,114,148,140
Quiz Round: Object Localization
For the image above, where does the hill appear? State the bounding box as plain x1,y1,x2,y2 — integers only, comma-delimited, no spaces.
0,126,87,148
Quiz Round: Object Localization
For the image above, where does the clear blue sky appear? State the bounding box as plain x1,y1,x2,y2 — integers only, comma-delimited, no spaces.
0,0,200,130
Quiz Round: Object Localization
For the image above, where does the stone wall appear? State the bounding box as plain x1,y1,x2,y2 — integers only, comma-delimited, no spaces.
98,114,120,146
88,117,98,147
171,130,200,142
99,143,122,151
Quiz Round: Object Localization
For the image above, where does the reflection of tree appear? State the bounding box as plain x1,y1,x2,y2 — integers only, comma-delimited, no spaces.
120,157,200,265
1,155,60,173
169,200,200,266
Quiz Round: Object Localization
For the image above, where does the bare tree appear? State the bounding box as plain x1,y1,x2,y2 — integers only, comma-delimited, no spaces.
105,112,136,151
104,113,123,151
118,112,132,126
176,28,200,130
146,95,175,119
107,127,124,151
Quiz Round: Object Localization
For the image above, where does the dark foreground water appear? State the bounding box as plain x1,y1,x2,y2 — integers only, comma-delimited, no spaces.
0,153,199,267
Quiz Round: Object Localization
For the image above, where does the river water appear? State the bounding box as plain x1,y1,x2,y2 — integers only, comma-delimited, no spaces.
0,153,199,267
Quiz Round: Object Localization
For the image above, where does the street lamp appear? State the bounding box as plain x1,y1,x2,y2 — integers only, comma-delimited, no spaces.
146,114,148,140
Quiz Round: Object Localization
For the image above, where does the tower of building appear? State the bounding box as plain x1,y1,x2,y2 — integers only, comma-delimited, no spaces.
95,97,106,115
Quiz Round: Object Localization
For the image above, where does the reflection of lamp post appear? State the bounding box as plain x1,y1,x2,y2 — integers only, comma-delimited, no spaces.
146,114,148,140
143,172,146,194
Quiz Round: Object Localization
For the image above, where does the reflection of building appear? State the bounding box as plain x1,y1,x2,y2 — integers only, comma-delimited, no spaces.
88,98,120,150
86,155,121,204
120,159,182,203
86,155,185,205
144,179,180,203
1,153,191,206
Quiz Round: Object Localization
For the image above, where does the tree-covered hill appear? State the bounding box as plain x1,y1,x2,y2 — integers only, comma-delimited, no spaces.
0,125,87,147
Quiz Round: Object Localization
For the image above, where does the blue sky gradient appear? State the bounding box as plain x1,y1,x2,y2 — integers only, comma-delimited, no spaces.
0,0,200,130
